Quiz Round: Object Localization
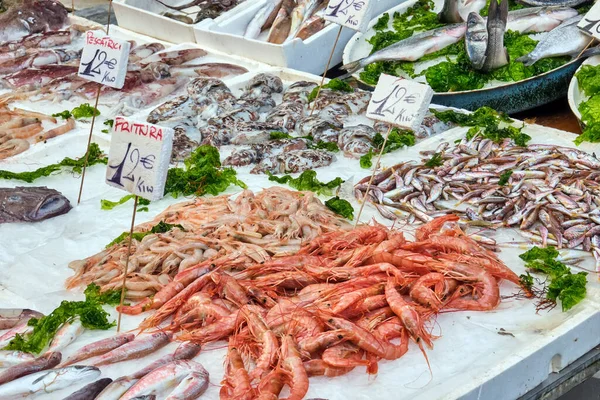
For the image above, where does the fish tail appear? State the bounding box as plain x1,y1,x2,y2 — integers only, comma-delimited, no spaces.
499,0,508,24
340,58,365,74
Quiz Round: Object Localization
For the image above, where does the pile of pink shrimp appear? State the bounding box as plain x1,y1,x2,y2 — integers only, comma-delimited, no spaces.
119,214,526,400
66,188,352,299
0,106,75,160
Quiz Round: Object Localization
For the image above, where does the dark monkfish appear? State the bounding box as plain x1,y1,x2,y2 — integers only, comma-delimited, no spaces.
0,186,71,223
0,0,69,43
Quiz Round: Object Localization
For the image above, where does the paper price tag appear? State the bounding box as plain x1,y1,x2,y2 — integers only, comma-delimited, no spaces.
106,117,174,202
78,31,130,89
324,0,373,32
366,74,433,131
578,2,600,40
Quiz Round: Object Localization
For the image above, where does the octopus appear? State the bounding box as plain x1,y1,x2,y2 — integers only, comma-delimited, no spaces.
338,125,376,157
224,138,308,167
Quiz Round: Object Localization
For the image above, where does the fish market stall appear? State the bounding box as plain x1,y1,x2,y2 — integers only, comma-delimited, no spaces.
0,0,600,399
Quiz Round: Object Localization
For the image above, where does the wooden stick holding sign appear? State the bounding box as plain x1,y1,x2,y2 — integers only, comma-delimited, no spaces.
354,74,433,226
77,0,131,204
310,0,373,115
106,117,174,331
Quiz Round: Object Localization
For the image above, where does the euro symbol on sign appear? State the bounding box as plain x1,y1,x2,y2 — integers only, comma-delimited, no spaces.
140,154,156,169
404,94,418,104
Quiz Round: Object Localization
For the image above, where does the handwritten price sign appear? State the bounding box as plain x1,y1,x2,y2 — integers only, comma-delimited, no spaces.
324,0,373,32
578,2,600,40
366,74,433,131
106,117,174,201
78,31,130,89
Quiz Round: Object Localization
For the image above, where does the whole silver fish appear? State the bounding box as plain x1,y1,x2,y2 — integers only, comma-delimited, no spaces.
63,378,113,400
439,0,462,23
287,0,324,41
86,332,172,366
481,0,509,72
0,351,35,368
0,352,61,385
0,309,43,330
516,15,591,66
0,365,100,398
506,6,578,34
341,24,467,74
517,0,589,7
465,12,488,70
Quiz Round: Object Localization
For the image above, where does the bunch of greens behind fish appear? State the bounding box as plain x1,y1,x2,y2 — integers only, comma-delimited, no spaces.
347,0,592,92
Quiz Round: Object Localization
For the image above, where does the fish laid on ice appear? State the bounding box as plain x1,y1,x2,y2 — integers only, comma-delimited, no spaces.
465,12,488,70
63,378,114,400
130,342,202,379
0,309,43,330
0,0,69,43
481,0,509,72
516,15,591,66
96,377,139,400
0,351,35,368
60,332,135,367
0,321,36,348
0,352,61,386
47,318,84,353
0,187,72,224
0,365,100,398
86,332,172,366
164,370,210,400
341,24,467,74
120,360,209,400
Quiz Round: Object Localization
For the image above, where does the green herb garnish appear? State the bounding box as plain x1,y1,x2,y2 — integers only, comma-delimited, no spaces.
72,103,100,119
498,170,513,186
102,119,114,134
307,78,353,103
425,152,443,167
310,141,340,152
325,196,354,220
374,128,416,151
52,110,72,120
270,131,293,140
519,246,587,312
360,149,373,169
0,143,107,183
106,221,185,248
267,170,343,196
5,284,118,354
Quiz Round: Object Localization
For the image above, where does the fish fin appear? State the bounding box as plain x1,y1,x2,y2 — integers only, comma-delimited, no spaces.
340,59,365,74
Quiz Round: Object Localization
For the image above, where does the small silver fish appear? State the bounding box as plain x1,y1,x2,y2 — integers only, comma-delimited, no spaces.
48,318,84,353
0,352,61,386
0,351,35,368
164,370,210,400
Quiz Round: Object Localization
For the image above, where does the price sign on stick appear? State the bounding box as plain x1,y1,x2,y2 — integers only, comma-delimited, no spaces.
78,31,130,89
366,73,433,131
324,0,373,32
579,2,600,40
106,117,174,202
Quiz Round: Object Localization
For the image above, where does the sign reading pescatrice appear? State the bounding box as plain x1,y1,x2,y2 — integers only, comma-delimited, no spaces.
105,116,174,201
324,0,373,32
366,73,433,131
77,31,130,89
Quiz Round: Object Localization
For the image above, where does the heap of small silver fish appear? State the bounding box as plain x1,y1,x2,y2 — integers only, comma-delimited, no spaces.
149,72,453,172
355,130,600,266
